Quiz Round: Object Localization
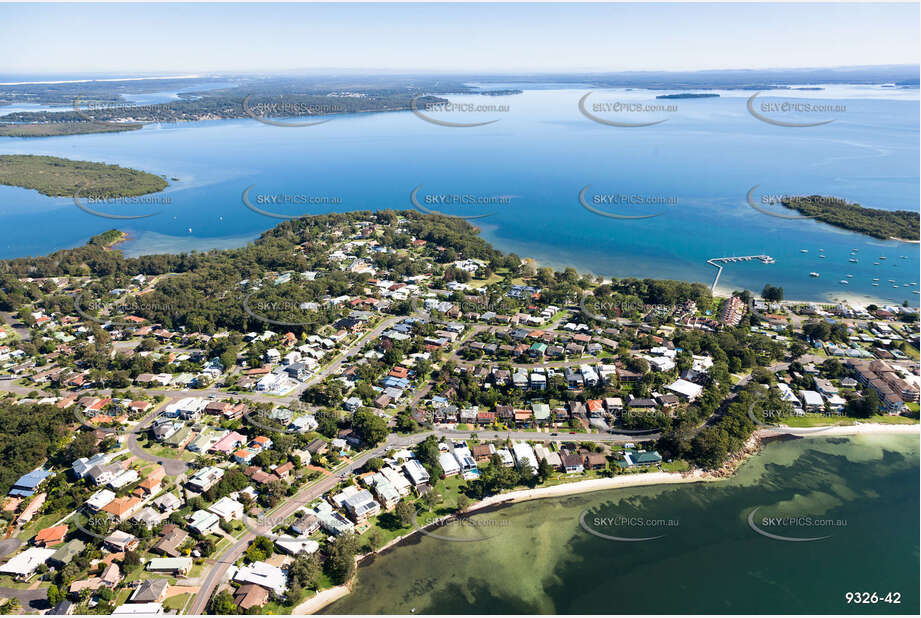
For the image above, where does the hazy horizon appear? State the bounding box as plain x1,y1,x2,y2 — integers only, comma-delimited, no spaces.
1,3,917,74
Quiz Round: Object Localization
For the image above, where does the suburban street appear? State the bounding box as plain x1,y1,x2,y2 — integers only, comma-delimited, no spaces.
186,432,422,615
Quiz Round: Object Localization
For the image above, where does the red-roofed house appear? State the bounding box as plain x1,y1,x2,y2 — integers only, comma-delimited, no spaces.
34,525,68,547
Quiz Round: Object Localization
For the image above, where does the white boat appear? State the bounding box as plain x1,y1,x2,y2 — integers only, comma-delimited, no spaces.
809,272,820,278
839,280,848,285
880,256,887,260
873,262,879,265
849,258,858,263
847,274,853,278
800,249,808,253
872,283,879,286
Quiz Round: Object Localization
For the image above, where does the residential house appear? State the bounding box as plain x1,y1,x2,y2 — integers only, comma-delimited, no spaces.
146,557,192,576
129,579,169,603
208,497,243,521
186,466,224,493
33,525,68,547
104,530,140,553
342,489,381,523
189,510,220,534
151,525,188,557
102,496,142,521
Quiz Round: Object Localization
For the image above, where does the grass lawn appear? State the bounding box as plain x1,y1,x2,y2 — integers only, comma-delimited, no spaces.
141,444,195,461
360,512,414,549
163,592,190,612
16,511,65,541
780,413,918,428
868,414,919,425
122,563,149,583
0,575,36,590
469,273,503,288
661,459,691,472
780,415,856,428
114,588,132,606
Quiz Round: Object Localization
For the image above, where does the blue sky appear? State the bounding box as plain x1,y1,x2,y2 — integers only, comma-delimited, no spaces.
1,2,918,74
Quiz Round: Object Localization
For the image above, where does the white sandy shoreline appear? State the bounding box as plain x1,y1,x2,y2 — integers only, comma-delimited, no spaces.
761,422,920,437
295,422,918,614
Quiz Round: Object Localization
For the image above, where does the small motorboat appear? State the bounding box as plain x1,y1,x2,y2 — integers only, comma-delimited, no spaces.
809,272,820,278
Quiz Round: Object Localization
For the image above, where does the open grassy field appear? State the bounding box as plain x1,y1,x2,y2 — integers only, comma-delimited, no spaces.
780,413,918,427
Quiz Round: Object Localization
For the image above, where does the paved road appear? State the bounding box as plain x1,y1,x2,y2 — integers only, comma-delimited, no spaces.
0,539,21,559
186,432,423,615
435,428,660,442
301,315,405,391
0,585,48,611
0,311,31,341
186,421,653,613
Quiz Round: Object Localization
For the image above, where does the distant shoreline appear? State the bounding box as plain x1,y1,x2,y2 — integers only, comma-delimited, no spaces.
0,74,201,86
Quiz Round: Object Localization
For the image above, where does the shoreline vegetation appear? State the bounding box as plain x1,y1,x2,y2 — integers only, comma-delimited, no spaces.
0,122,142,137
779,195,920,242
655,93,720,99
0,154,167,198
0,92,453,125
301,423,919,615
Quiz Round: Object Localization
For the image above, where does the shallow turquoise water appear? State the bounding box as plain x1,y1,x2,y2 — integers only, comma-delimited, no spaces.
322,434,920,615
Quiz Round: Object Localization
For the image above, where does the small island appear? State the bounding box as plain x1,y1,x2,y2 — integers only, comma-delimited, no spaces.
0,154,167,198
780,195,920,242
0,122,142,137
655,93,720,99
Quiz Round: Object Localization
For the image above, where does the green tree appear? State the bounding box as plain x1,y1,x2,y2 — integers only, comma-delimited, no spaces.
245,536,274,563
394,501,416,527
46,584,62,606
208,591,238,615
351,408,388,447
325,533,361,584
761,284,783,301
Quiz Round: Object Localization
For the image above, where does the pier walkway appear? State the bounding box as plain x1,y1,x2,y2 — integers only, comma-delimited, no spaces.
707,255,774,292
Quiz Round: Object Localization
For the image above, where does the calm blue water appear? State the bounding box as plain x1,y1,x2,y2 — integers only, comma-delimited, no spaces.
1,85,918,305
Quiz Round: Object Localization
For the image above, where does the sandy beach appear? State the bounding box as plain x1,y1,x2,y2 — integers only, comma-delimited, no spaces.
297,421,917,614
293,585,353,615
709,282,894,309
763,421,920,437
